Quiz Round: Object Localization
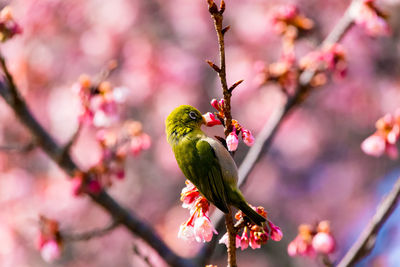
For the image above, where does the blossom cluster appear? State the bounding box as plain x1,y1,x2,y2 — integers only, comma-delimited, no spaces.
256,5,315,94
287,221,335,257
203,98,255,152
178,180,218,243
361,109,400,159
37,216,62,263
254,53,298,94
270,4,314,39
74,73,128,128
255,41,348,93
350,0,390,36
256,5,349,94
0,6,22,42
71,121,151,196
256,1,390,96
270,4,314,64
300,43,347,85
219,206,282,250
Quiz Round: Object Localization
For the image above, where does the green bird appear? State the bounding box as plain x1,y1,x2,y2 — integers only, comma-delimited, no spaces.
166,105,266,225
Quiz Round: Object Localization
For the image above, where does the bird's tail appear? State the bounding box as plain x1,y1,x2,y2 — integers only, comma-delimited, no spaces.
237,202,266,226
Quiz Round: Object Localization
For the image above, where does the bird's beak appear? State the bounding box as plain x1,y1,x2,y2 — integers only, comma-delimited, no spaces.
201,114,207,125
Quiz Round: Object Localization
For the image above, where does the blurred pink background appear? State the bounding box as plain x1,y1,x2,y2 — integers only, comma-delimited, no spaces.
0,0,400,266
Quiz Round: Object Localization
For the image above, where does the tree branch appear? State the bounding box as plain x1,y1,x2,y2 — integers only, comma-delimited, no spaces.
63,220,119,242
337,176,400,267
238,0,355,188
0,56,195,267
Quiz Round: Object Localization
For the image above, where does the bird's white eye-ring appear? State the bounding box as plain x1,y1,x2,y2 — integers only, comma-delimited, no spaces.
189,111,197,120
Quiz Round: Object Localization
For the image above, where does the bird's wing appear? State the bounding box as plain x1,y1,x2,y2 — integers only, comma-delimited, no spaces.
195,138,230,213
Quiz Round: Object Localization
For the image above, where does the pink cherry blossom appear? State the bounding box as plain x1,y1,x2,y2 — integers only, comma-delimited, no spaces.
270,4,314,36
194,216,218,243
220,206,280,251
300,43,347,80
74,75,127,128
350,0,390,36
249,231,261,249
130,133,152,156
178,180,218,243
236,228,249,250
287,235,315,257
0,6,22,42
387,124,400,144
180,180,200,209
288,221,336,258
362,110,400,159
178,222,195,241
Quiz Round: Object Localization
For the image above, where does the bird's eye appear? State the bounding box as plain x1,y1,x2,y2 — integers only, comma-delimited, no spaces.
189,111,197,120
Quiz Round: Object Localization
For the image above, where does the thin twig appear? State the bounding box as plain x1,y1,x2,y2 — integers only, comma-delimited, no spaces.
58,122,83,163
229,80,243,93
133,244,155,267
63,220,119,242
0,142,35,152
206,1,239,266
0,54,195,267
321,254,334,267
337,177,400,267
198,0,357,262
95,59,118,84
207,0,234,136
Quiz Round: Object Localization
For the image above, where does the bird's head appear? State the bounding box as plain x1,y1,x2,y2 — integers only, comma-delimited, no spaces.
165,105,206,143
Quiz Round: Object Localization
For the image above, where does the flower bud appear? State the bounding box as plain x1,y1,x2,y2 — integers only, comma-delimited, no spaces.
242,129,255,146
312,232,335,254
287,240,298,256
226,131,239,151
210,99,219,111
40,240,61,263
317,220,331,233
218,99,225,110
87,179,102,194
269,223,283,241
361,134,386,157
